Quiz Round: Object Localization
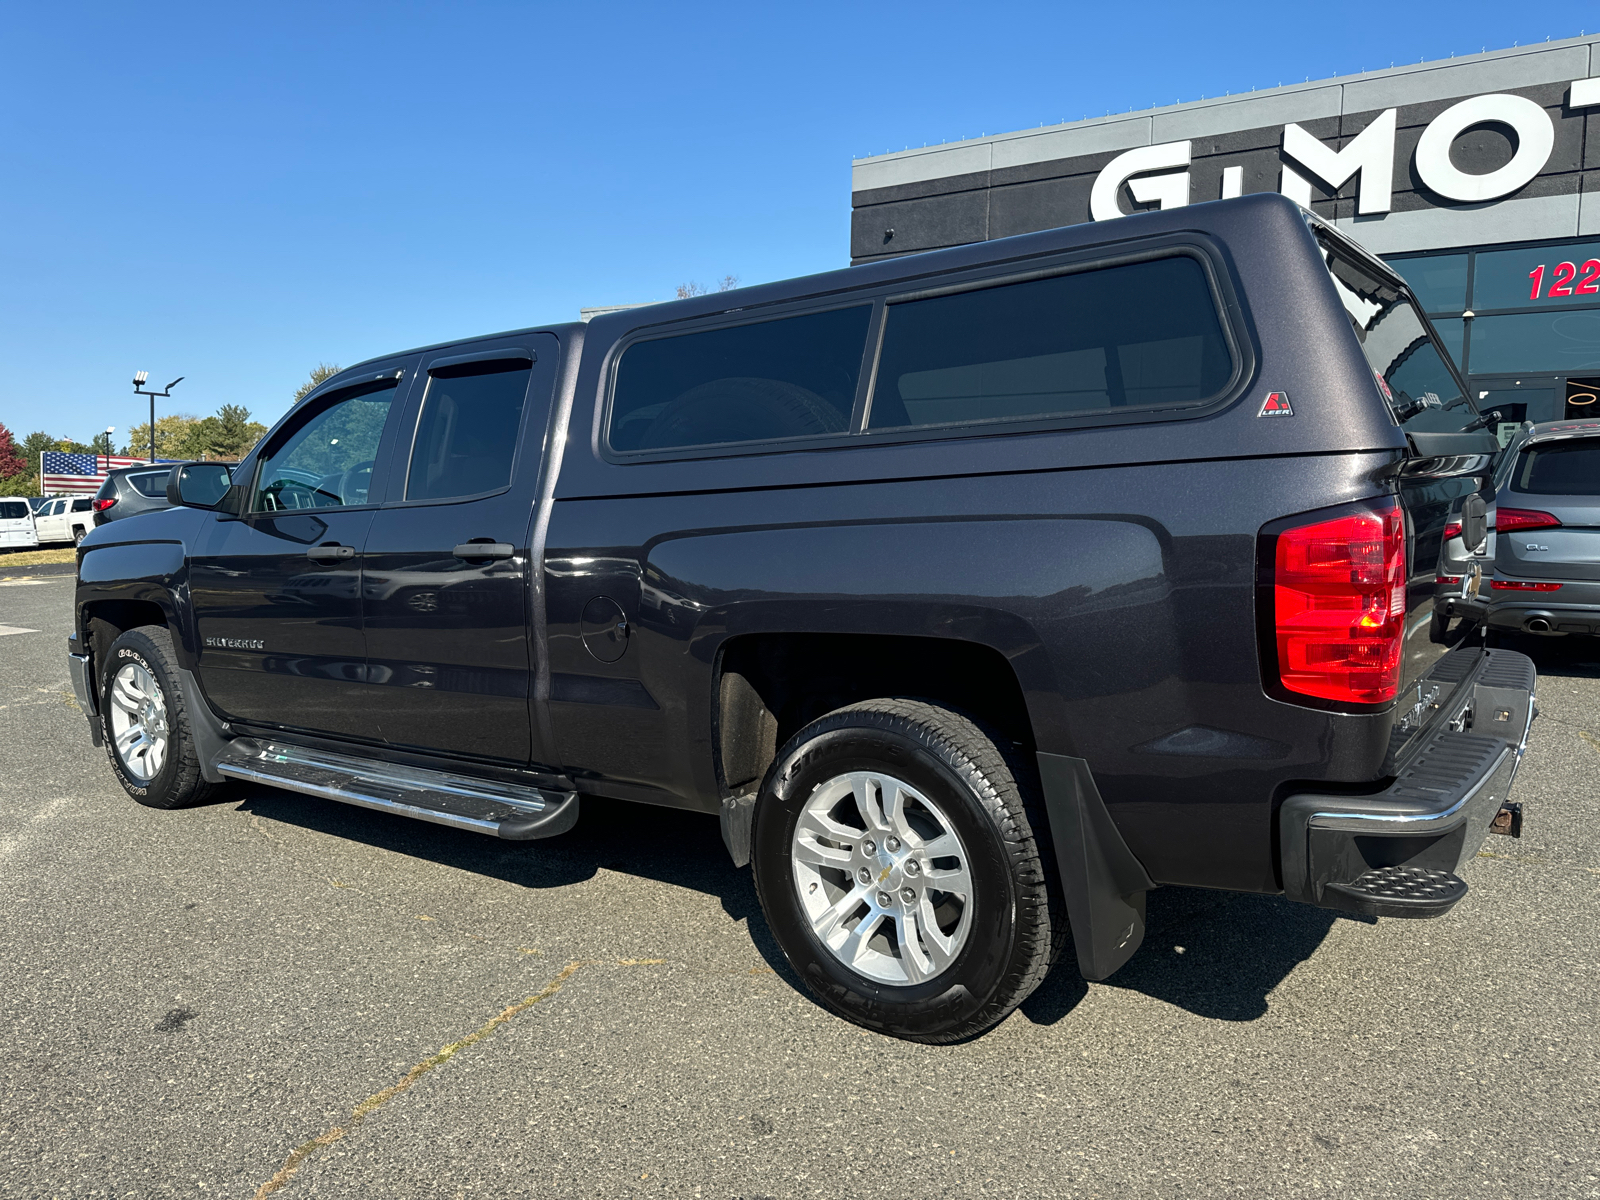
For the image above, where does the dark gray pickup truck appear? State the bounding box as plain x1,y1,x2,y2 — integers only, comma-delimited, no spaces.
68,194,1536,1042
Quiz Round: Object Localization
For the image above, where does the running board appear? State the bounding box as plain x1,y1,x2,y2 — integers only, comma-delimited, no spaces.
213,739,579,840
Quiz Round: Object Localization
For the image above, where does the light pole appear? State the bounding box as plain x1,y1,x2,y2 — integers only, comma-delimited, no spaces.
131,372,183,463
102,426,115,467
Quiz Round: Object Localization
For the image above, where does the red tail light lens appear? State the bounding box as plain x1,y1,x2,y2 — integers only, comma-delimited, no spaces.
1274,501,1406,705
1495,508,1561,533
1442,521,1462,542
1491,579,1562,592
93,498,116,512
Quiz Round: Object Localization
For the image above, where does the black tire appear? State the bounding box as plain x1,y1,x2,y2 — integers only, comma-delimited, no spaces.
99,625,219,809
72,526,86,546
751,699,1065,1043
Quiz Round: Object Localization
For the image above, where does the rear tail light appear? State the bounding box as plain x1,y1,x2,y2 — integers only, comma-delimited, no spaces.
93,498,116,512
1437,575,1462,585
1442,521,1462,542
1491,579,1562,592
1272,500,1406,705
1495,508,1561,533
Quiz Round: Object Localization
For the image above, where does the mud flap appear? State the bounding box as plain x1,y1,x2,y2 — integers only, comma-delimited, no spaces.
1037,752,1155,981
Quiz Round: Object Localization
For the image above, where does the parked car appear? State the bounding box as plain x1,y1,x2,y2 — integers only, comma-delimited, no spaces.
91,464,180,527
67,194,1537,1042
26,496,51,515
1431,422,1532,640
34,496,97,545
0,498,40,551
1448,419,1600,641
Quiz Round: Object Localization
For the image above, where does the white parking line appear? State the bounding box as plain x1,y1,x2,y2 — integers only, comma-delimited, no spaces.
0,625,40,636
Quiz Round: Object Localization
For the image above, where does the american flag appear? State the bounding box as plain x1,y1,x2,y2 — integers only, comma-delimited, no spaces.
40,452,182,496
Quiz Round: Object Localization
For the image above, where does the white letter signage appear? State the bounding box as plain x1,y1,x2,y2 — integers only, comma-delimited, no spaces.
1090,141,1191,221
1280,110,1396,214
1414,94,1554,202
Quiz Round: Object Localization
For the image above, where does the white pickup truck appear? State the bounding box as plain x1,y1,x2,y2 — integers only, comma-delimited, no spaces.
34,496,95,545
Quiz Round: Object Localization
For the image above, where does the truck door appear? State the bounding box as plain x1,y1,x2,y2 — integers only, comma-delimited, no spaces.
360,334,559,766
188,366,411,740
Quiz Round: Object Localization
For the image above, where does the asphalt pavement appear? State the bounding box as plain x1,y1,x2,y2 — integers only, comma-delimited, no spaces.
1,575,1596,1199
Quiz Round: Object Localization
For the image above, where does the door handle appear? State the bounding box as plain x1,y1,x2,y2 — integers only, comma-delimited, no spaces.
452,542,515,560
306,544,356,562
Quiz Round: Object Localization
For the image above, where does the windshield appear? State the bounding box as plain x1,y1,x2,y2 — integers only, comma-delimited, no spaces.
1315,232,1477,433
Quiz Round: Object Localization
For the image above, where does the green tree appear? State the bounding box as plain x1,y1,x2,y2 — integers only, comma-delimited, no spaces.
20,431,57,468
122,413,200,459
294,363,342,404
179,404,267,461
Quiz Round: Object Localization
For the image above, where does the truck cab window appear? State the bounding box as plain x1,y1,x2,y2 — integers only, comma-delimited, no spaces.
405,360,531,501
252,381,396,512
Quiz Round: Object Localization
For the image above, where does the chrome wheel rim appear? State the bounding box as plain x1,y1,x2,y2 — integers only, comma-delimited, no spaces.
108,662,170,782
791,770,974,986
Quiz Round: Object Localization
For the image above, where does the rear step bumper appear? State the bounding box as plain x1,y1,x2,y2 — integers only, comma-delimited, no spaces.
1279,647,1536,919
214,739,579,840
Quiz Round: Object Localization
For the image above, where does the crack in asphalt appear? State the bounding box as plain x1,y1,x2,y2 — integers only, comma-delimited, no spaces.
252,960,585,1198
251,957,670,1198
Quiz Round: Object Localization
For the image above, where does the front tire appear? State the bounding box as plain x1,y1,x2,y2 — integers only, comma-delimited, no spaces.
751,699,1064,1042
100,625,219,809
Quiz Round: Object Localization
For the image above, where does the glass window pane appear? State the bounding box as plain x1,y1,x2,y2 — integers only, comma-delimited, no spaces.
868,256,1232,431
129,471,169,498
610,306,869,452
1511,440,1600,495
1317,237,1472,432
1469,311,1600,375
1387,253,1468,313
1432,318,1464,370
1474,242,1600,310
253,382,395,512
406,362,530,500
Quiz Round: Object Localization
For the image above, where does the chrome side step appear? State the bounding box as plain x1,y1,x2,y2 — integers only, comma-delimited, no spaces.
213,739,579,840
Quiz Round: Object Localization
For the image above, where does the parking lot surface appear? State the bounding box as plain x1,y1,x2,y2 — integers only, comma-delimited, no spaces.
1,574,1596,1199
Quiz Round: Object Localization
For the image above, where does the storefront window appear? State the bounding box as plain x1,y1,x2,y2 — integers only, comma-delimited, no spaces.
1468,311,1600,374
1431,318,1464,367
1473,242,1600,311
1389,254,1468,313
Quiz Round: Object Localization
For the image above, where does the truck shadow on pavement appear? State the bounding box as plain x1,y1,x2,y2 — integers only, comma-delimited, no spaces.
1019,887,1357,1026
236,787,1357,1028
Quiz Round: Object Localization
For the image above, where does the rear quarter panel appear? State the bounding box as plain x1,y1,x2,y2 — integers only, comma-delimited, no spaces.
544,450,1401,893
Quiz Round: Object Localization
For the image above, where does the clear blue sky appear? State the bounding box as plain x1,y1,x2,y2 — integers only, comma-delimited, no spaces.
0,1,1589,445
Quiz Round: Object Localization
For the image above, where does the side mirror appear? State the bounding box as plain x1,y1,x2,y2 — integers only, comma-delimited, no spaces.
167,462,233,509
1461,494,1489,555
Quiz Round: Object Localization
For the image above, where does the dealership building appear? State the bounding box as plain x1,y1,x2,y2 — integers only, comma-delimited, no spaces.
851,35,1600,427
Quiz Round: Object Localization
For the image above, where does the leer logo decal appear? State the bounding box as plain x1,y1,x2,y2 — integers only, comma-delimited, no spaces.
1258,391,1294,418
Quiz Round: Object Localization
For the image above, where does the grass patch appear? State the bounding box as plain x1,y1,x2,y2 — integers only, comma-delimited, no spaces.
0,547,77,567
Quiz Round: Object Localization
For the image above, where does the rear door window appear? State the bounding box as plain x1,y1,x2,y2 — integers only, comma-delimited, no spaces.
867,256,1233,431
71,498,93,513
128,471,169,498
1511,440,1600,495
609,305,871,452
405,359,532,500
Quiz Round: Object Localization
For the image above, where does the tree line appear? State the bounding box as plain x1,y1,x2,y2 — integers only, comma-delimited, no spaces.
0,365,338,496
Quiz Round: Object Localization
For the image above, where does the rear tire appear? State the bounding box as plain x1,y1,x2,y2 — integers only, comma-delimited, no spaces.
100,625,219,810
751,699,1064,1042
72,526,86,546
